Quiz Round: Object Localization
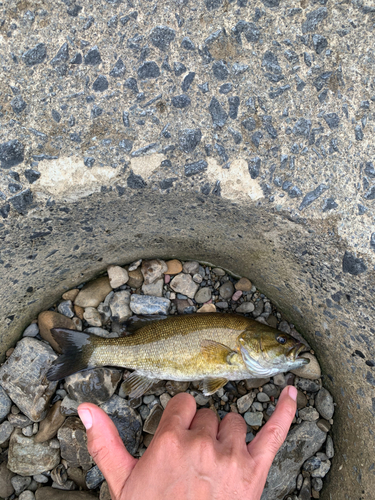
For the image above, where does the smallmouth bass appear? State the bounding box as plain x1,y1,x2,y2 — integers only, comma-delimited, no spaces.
47,313,308,397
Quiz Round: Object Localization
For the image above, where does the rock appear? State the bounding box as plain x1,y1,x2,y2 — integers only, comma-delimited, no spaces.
107,265,129,288
245,378,270,390
64,368,122,405
38,311,76,353
22,424,34,437
197,303,217,313
23,323,40,338
299,407,320,421
66,467,87,489
74,277,112,308
35,488,96,499
0,385,11,423
291,353,321,380
83,307,102,327
235,278,252,291
100,395,142,454
141,259,168,285
85,327,118,338
8,413,32,428
11,475,32,495
0,338,58,422
130,294,170,315
273,373,286,387
261,422,327,500
127,268,144,288
232,290,242,301
0,461,15,498
100,481,111,500
143,404,163,434
166,380,190,396
267,315,278,328
211,267,225,276
8,429,60,475
60,396,79,416
128,259,142,271
311,459,331,478
312,477,323,492
142,278,164,297
62,289,80,302
170,274,199,298
34,401,66,443
219,281,234,300
236,302,255,313
257,392,270,403
296,378,321,393
195,393,210,406
195,287,212,303
315,388,334,420
57,417,93,470
244,411,263,427
278,320,291,334
175,299,194,314
86,465,104,489
165,259,183,274
33,474,49,484
299,476,311,500
182,261,200,274
325,435,334,458
160,392,172,409
0,420,13,444
109,291,132,321
316,419,331,432
237,392,255,413
57,300,74,318
297,391,308,410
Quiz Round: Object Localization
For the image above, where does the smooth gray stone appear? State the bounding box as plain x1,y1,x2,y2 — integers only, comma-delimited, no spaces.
315,387,335,420
130,294,170,315
0,385,12,423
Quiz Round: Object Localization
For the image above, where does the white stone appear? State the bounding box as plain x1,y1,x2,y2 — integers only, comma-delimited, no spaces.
107,265,129,288
109,291,132,322
170,274,199,299
83,307,102,327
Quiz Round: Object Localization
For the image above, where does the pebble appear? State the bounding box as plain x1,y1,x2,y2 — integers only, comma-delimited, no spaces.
127,267,144,288
296,378,321,393
57,417,93,470
183,261,200,274
100,481,111,500
170,273,199,298
278,320,291,334
74,277,112,308
83,307,102,326
64,368,122,405
57,300,75,318
11,475,31,495
315,388,334,420
212,268,225,276
22,424,34,437
197,303,216,313
33,474,49,484
85,327,118,338
244,411,263,427
143,404,163,434
19,490,36,500
325,434,334,458
273,373,286,387
194,287,212,303
219,281,234,300
159,392,172,409
0,421,14,444
312,477,323,491
141,259,168,285
8,429,60,475
291,353,321,380
194,393,210,406
0,386,11,423
299,407,320,421
235,277,252,291
236,392,255,414
257,392,270,403
232,290,242,301
166,380,190,396
236,302,255,313
23,323,40,337
245,378,270,390
130,294,170,315
107,265,129,289
0,461,15,498
38,311,76,353
109,291,132,321
51,464,68,486
35,487,95,499
86,465,105,489
8,414,32,428
317,419,331,432
142,278,164,297
60,396,79,416
0,338,58,422
100,395,142,455
193,273,203,283
215,301,228,309
165,259,183,274
297,391,308,410
62,289,80,302
128,259,142,271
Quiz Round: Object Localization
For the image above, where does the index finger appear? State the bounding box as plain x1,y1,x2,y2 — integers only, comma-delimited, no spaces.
155,392,197,435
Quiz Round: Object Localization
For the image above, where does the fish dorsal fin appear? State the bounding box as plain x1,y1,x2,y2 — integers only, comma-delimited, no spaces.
201,377,228,396
200,340,234,364
125,315,168,334
122,372,154,399
240,345,274,377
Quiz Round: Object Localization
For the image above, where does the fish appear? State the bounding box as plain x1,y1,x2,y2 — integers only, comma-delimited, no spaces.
46,312,309,398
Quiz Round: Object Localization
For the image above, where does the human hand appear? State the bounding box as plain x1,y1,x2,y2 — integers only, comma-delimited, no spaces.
78,385,297,500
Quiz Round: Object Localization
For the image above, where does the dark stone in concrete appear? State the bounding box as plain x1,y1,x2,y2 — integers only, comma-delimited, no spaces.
22,43,47,66
0,140,24,168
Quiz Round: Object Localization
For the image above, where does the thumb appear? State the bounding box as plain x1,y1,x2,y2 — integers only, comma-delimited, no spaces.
247,385,297,476
78,403,138,499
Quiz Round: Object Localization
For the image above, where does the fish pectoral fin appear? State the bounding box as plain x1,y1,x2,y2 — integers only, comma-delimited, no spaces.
200,340,235,363
201,378,228,396
122,373,154,399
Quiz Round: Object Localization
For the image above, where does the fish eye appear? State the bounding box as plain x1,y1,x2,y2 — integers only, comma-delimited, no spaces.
276,335,287,345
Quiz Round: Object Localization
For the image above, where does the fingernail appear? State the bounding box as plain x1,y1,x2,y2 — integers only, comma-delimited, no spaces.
78,408,92,430
288,386,297,401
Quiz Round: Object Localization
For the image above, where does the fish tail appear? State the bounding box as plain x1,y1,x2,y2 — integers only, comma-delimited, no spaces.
46,328,95,381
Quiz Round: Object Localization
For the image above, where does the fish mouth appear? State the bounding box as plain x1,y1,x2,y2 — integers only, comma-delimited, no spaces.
288,343,309,362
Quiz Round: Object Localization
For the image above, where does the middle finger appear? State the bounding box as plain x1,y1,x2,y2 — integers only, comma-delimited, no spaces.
189,407,220,440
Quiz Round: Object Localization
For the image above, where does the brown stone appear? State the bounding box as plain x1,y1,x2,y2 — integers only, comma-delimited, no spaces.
67,467,88,490
74,277,112,308
244,378,270,390
34,401,66,443
164,259,183,274
38,311,76,353
197,303,216,313
143,405,163,435
297,390,308,410
74,305,84,320
165,380,189,396
62,289,80,302
235,277,252,291
143,433,154,447
99,481,111,500
35,488,96,500
57,417,93,470
267,315,278,328
127,267,144,288
141,259,168,284
0,461,15,498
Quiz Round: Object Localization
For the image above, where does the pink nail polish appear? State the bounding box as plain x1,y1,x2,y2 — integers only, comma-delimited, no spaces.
288,386,297,401
78,408,93,430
